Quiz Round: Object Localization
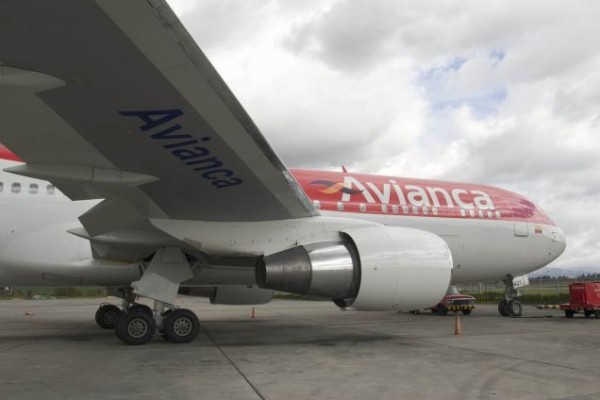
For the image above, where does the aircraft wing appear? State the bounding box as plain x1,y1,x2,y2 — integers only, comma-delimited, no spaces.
0,0,316,236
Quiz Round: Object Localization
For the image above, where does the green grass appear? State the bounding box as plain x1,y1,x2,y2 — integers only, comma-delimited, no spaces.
2,287,108,299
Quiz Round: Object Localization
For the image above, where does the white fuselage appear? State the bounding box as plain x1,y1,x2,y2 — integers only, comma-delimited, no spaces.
0,159,566,287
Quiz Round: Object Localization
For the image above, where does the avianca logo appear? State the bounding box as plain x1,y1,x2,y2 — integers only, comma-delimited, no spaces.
310,180,363,195
120,109,243,189
312,176,495,210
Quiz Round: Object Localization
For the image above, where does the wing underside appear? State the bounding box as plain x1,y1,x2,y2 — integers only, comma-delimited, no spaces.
0,0,316,241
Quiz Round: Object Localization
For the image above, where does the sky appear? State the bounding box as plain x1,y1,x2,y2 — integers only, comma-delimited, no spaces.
169,0,600,271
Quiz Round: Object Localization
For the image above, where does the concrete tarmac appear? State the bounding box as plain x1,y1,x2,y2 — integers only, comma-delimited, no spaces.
1,297,599,400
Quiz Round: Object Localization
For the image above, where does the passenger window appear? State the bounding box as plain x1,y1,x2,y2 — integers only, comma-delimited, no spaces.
47,184,56,195
11,182,21,194
29,183,38,194
0,182,3,193
359,203,366,212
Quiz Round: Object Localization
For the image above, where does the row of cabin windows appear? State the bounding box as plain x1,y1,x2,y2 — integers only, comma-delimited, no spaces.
0,182,56,195
312,200,502,219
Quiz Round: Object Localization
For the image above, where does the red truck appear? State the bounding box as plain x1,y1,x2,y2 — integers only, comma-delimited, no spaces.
560,282,600,318
428,286,475,315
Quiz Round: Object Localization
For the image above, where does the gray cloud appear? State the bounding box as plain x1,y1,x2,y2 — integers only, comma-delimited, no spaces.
171,0,600,270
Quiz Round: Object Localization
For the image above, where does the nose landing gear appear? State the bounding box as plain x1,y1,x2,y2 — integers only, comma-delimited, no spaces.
498,275,523,317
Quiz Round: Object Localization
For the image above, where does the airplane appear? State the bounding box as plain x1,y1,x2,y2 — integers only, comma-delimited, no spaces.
0,0,566,345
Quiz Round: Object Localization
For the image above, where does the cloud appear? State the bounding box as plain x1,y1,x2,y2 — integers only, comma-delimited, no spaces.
170,0,600,270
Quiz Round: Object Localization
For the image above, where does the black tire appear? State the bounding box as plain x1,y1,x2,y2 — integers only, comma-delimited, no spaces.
507,300,523,317
596,310,600,319
163,309,200,343
462,309,472,316
498,300,508,316
436,304,449,316
584,310,592,318
129,304,153,318
95,304,122,329
565,310,575,318
115,310,155,345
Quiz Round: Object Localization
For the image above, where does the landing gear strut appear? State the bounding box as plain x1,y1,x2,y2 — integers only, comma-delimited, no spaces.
498,275,523,317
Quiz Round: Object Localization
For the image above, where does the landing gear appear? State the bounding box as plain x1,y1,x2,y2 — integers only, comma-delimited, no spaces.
95,304,122,329
162,309,200,343
497,275,524,317
115,309,156,345
98,247,201,345
505,300,523,317
498,300,507,316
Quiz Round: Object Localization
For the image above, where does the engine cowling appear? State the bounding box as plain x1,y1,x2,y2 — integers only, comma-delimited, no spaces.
256,225,453,311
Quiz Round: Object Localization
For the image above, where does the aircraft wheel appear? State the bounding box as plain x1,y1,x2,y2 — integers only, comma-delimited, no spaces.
584,310,592,318
506,300,522,317
595,310,600,319
462,309,472,316
129,304,153,318
115,310,155,345
163,309,200,343
436,304,449,315
95,304,122,329
565,310,575,318
498,300,508,316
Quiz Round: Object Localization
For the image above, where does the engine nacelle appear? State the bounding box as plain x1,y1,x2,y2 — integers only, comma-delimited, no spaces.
256,225,453,311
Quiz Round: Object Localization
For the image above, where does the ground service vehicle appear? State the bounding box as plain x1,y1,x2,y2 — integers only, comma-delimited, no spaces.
560,282,600,318
428,286,475,315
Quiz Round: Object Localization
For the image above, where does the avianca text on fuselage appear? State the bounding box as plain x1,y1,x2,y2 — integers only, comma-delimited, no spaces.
312,175,495,211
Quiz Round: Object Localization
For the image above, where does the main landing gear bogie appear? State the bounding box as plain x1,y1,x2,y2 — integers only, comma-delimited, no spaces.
95,302,201,345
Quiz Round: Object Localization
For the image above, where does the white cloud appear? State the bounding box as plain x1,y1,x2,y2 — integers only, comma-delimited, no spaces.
171,0,600,270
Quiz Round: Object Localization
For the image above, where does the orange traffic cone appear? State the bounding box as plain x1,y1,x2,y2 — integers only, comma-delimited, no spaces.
454,312,463,336
25,310,34,316
251,307,256,319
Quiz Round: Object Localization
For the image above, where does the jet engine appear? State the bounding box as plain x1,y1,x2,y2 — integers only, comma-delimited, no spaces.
256,225,453,311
